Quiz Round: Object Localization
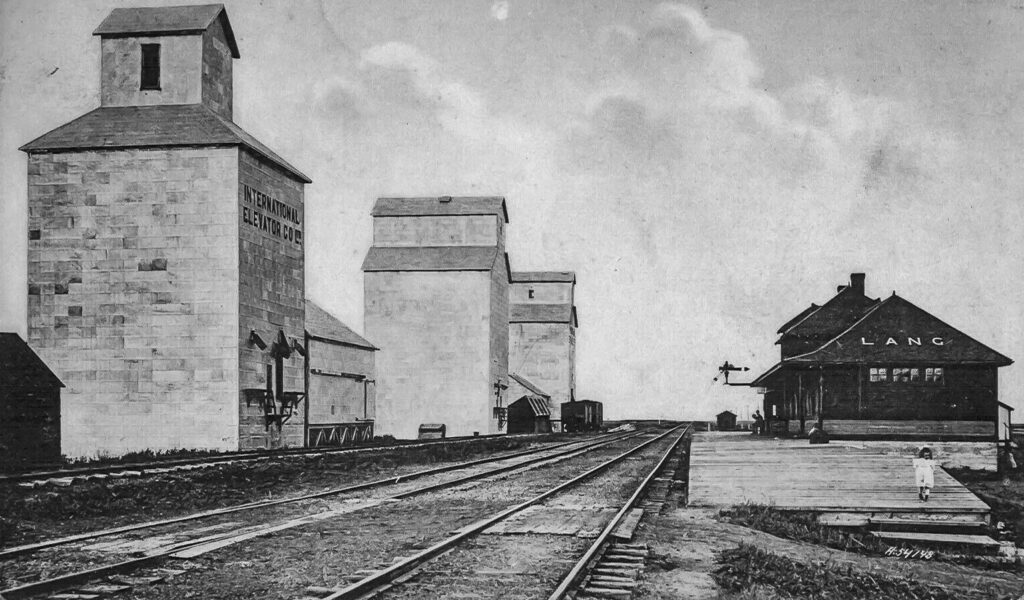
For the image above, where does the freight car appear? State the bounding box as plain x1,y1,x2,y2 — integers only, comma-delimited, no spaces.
561,399,603,433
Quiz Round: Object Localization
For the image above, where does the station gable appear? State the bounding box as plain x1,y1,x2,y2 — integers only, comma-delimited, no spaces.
790,295,1012,366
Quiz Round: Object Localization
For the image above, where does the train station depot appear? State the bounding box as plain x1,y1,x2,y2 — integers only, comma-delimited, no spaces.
750,273,1013,470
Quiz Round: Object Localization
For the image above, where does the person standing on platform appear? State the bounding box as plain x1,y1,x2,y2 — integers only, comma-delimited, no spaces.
914,447,936,501
752,410,764,436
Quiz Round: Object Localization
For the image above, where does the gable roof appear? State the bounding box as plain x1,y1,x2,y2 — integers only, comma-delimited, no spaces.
510,303,577,326
777,303,819,334
509,395,552,417
362,246,500,272
778,285,878,341
752,293,1014,385
20,104,311,183
509,373,550,399
0,333,64,389
511,271,576,284
94,4,240,58
372,197,508,223
305,300,377,350
784,294,1013,366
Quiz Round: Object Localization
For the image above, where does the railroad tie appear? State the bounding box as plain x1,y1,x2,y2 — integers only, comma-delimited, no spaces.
577,542,649,600
579,587,633,599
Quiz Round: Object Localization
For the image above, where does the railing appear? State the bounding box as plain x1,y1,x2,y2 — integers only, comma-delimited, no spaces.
307,422,374,447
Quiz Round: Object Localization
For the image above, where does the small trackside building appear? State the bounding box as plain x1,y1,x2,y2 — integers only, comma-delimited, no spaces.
509,272,578,431
304,300,378,447
716,410,737,431
362,197,511,439
19,5,311,457
0,333,64,467
750,273,1013,470
506,372,553,434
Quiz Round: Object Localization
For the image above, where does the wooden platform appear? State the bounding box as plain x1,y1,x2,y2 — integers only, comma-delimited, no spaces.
871,531,1001,548
688,432,990,515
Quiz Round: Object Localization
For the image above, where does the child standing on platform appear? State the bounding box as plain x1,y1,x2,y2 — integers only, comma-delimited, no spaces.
913,447,936,501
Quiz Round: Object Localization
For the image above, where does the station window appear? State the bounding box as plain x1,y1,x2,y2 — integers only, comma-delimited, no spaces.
893,367,913,383
925,367,944,384
140,44,161,90
910,368,921,382
869,367,888,382
528,289,535,299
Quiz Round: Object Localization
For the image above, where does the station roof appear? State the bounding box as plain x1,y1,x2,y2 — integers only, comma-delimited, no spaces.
20,104,311,183
752,294,1013,384
0,333,64,389
305,300,377,351
511,271,576,284
372,197,508,223
94,4,240,58
777,286,879,342
509,373,550,399
362,246,507,274
510,303,578,327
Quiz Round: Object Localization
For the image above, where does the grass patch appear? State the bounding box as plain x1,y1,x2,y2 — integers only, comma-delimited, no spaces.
713,544,1000,600
949,464,1024,547
719,503,1022,573
719,504,888,555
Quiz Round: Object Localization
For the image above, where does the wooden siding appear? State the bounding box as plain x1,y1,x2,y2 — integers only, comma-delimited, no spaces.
0,387,61,467
825,420,994,438
764,365,999,431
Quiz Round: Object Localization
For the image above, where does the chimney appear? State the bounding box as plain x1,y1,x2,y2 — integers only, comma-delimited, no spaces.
850,273,866,294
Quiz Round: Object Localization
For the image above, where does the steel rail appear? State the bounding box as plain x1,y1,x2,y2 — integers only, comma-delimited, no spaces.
0,430,634,561
0,431,648,600
546,424,690,600
320,424,686,600
0,432,550,484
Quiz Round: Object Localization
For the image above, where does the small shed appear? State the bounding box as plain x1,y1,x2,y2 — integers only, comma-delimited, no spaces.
508,395,552,434
0,333,63,467
507,373,553,434
998,402,1014,442
716,410,737,432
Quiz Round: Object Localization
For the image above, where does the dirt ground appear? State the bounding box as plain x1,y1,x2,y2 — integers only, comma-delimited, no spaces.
55,435,654,600
0,436,563,548
633,507,1024,600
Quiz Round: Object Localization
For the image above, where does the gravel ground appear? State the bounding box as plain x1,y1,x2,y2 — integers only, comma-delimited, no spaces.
0,435,567,549
107,432,669,600
381,432,680,599
0,431,667,599
0,435,627,590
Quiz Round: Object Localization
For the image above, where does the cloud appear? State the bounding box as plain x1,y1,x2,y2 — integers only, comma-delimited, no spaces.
491,1,509,21
359,42,488,138
576,4,960,202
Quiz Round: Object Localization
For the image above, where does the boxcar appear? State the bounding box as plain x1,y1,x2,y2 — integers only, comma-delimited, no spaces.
561,400,603,433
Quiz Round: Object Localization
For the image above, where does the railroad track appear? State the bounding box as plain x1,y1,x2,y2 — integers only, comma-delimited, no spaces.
295,424,689,600
0,428,651,599
0,431,554,487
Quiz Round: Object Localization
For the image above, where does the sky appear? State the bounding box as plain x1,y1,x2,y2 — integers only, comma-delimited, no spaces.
2,0,1023,421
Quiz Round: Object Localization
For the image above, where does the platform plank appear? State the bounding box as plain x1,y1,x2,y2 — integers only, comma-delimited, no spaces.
871,531,1000,547
688,432,989,516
